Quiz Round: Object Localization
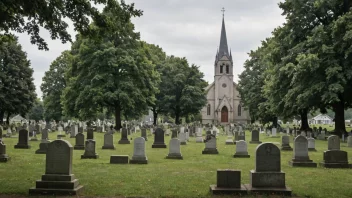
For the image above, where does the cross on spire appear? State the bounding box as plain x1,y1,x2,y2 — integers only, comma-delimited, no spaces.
221,7,225,17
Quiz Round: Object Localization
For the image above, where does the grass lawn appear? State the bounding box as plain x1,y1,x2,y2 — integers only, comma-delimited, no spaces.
1,130,352,198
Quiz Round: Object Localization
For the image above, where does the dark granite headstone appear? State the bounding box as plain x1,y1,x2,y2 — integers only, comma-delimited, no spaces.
152,128,167,148
0,141,10,162
87,128,94,140
81,140,99,159
250,130,261,144
74,133,85,150
14,129,30,149
210,170,247,195
118,128,130,144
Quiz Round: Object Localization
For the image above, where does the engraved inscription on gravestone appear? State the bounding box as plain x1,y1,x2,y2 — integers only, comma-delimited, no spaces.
46,140,72,175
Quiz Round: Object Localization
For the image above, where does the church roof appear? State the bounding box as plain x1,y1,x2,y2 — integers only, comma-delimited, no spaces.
218,17,229,58
215,13,233,63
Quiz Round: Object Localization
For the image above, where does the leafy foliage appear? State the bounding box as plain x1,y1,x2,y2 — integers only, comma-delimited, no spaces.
41,50,72,121
0,0,142,50
27,98,44,121
0,34,36,124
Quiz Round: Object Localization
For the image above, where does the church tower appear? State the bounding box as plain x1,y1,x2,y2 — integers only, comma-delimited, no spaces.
213,9,234,123
201,8,249,125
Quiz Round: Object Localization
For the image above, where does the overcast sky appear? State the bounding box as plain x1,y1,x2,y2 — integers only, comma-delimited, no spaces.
15,0,286,99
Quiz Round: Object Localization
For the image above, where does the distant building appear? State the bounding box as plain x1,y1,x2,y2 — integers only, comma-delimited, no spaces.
201,13,250,124
311,114,333,125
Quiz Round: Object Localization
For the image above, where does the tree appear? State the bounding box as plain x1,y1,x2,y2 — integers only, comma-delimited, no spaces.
238,39,278,126
0,34,37,125
278,0,352,136
28,99,44,122
141,42,167,125
41,50,72,121
62,6,159,130
160,56,207,124
0,0,142,50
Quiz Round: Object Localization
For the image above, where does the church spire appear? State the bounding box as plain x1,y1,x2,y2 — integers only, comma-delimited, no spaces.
218,7,229,58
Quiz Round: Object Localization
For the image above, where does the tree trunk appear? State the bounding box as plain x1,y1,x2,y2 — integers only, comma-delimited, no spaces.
0,111,3,125
175,113,180,125
115,104,122,130
300,109,309,131
333,101,346,137
152,109,158,126
6,113,10,125
272,117,278,128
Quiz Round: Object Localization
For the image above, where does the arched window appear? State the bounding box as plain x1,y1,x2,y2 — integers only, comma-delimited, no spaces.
220,66,223,73
226,65,229,74
207,104,211,115
238,104,242,116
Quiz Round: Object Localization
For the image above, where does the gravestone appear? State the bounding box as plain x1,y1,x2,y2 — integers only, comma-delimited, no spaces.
347,136,352,148
87,128,94,140
141,128,148,141
195,131,203,143
179,132,187,145
233,140,250,158
320,135,350,168
307,137,317,151
74,133,85,150
289,135,317,167
14,129,30,149
130,137,148,164
244,143,291,195
102,133,115,149
35,129,51,154
225,136,234,145
238,131,245,141
81,140,99,159
70,125,76,138
202,136,219,154
29,140,83,195
209,170,247,195
250,130,262,144
281,136,293,151
171,130,178,138
110,155,129,164
0,141,10,162
118,128,130,144
152,128,167,148
234,132,239,143
271,128,279,138
166,138,183,159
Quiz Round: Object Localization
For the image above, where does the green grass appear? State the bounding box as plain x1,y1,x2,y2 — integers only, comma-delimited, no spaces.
1,130,352,197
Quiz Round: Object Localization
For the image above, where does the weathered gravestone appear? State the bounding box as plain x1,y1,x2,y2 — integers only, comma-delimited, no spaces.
74,133,85,150
14,129,30,149
141,128,148,141
238,131,245,141
0,141,10,162
29,140,83,195
307,137,317,151
244,143,291,195
281,136,293,151
233,140,250,158
166,138,183,159
271,128,279,138
118,128,130,144
35,129,51,154
152,128,167,148
320,135,351,168
250,130,262,144
209,169,247,195
81,139,99,159
289,135,317,167
225,135,234,145
70,125,76,138
171,129,178,139
87,128,94,140
347,136,352,148
195,131,203,143
202,136,219,154
102,133,115,150
179,132,187,145
130,137,148,164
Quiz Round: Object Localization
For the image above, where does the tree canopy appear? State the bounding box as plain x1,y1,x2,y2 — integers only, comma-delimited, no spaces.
0,0,142,50
0,34,36,125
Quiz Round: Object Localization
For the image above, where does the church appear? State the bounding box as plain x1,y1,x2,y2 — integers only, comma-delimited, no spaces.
201,14,250,124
